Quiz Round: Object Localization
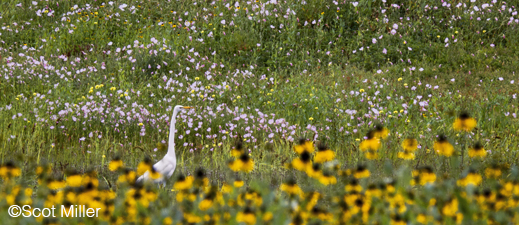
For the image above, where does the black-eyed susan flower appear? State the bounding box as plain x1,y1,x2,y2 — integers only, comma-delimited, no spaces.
108,156,124,171
351,195,371,214
468,142,486,158
374,124,389,139
228,153,254,172
236,207,256,225
310,206,333,222
391,214,408,225
234,178,244,188
457,169,482,187
148,167,162,180
453,112,477,132
0,161,21,179
47,178,66,190
416,213,430,224
434,135,454,157
401,138,418,152
398,151,415,160
290,151,312,171
293,138,314,154
82,170,99,187
411,166,436,186
306,163,322,179
365,150,379,160
290,212,308,225
384,179,396,194
36,164,52,176
262,211,273,222
305,191,321,211
314,143,335,163
442,198,459,217
221,182,233,193
136,157,153,176
163,217,173,225
231,141,244,157
183,213,202,223
345,179,363,193
484,164,502,179
199,195,215,211
360,131,381,151
353,165,370,179
117,168,137,184
173,174,194,191
240,189,263,207
66,170,83,187
194,168,209,188
318,171,337,186
280,179,304,198
365,184,382,199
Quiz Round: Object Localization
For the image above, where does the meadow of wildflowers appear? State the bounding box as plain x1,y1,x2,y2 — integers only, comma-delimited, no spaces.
1,0,519,224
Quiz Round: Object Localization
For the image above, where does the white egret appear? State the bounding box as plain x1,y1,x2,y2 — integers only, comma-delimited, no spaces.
136,105,192,186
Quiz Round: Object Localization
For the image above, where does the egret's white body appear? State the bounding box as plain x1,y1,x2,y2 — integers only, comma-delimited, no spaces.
136,105,191,185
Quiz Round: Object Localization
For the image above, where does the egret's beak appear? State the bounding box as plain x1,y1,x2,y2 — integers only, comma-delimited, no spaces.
183,106,193,109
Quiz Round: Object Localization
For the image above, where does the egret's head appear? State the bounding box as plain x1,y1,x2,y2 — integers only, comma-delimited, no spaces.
174,105,193,113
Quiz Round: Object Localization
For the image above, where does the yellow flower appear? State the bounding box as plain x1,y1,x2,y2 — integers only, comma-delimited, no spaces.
136,159,152,176
108,159,123,171
263,212,273,222
354,165,370,179
149,168,162,180
173,175,194,191
309,117,314,121
199,199,213,211
234,180,244,188
47,179,66,190
163,217,173,225
452,112,477,132
293,139,314,154
306,163,323,179
484,165,502,179
184,213,202,223
434,135,454,157
411,167,436,186
318,173,337,186
345,179,363,193
457,171,482,187
66,174,83,187
228,154,254,173
401,138,418,152
231,141,244,157
359,89,365,93
221,182,233,193
314,143,335,163
236,209,256,225
280,180,304,198
442,198,459,217
117,169,136,184
360,138,380,151
374,125,389,139
290,152,312,171
0,162,21,179
468,142,486,158
398,151,415,160
365,150,379,160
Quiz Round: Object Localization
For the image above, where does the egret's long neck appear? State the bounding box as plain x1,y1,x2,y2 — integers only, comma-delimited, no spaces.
167,109,179,158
